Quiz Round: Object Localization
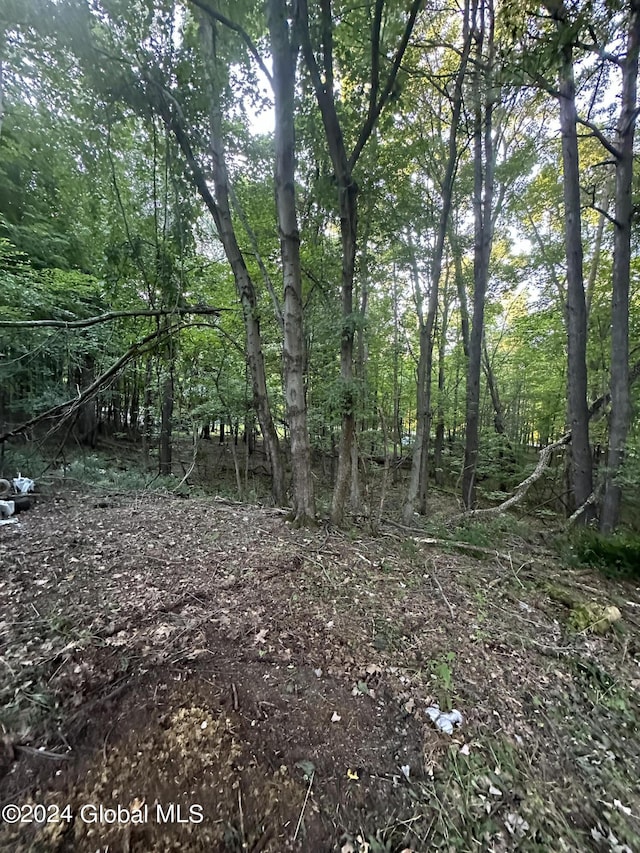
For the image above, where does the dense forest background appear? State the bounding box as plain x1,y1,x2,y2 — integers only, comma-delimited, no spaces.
1,0,639,531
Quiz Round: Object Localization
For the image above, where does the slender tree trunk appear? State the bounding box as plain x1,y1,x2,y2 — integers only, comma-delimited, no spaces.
298,0,358,525
482,344,505,435
142,357,153,459
129,369,140,439
586,176,613,318
600,1,640,532
351,222,372,512
556,9,593,518
450,230,470,358
268,0,315,523
462,0,495,509
404,238,430,521
193,17,286,506
404,0,472,521
297,0,421,524
0,30,4,139
331,181,358,524
434,284,451,486
392,265,401,461
158,369,173,476
73,356,98,447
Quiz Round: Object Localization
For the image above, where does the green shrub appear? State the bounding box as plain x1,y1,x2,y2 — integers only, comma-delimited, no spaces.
572,529,640,579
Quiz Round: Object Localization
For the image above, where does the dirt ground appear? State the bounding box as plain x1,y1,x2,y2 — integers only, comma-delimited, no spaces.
0,490,639,852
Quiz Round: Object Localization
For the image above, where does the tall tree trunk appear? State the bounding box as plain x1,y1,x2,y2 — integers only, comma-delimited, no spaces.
556,6,593,518
450,230,471,358
73,356,98,447
183,17,286,506
404,238,432,521
268,0,315,524
129,368,140,440
297,0,359,525
586,175,613,318
297,0,421,524
404,0,472,521
0,29,4,139
462,0,495,509
351,222,372,512
600,1,640,532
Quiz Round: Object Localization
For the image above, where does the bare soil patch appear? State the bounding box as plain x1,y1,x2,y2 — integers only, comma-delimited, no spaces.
0,492,639,852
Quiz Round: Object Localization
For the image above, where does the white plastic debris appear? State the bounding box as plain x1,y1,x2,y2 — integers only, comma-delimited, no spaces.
0,500,15,519
425,704,463,735
12,475,35,494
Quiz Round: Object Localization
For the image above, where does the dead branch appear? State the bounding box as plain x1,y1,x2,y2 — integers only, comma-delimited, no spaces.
451,358,640,525
0,325,175,444
383,521,513,561
188,0,273,87
450,432,572,525
0,305,224,330
427,562,456,618
564,483,605,529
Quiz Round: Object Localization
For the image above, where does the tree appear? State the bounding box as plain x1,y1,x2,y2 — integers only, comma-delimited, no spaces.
268,0,315,523
600,0,640,531
461,0,496,509
297,0,422,525
553,0,594,520
403,0,474,521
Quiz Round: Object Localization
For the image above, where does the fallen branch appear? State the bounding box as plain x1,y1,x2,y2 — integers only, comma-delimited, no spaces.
450,358,640,525
449,432,572,525
564,483,605,529
15,745,71,761
0,305,224,330
293,770,314,842
427,564,456,619
0,325,175,444
383,522,513,561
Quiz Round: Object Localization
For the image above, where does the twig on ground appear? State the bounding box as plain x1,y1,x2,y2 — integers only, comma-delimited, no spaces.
426,564,455,619
238,788,245,847
15,745,71,761
293,770,314,842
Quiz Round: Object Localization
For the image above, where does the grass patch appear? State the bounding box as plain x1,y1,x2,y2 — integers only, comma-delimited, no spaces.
405,730,640,852
570,529,640,579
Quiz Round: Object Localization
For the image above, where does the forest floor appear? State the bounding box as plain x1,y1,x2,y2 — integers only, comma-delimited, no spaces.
0,489,639,852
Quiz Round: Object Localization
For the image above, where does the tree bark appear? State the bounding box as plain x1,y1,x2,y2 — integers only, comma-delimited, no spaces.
556,6,593,520
159,369,174,476
403,0,472,522
404,238,430,522
297,0,421,525
482,343,505,435
193,17,286,506
434,280,451,486
600,0,640,532
268,0,315,524
0,29,4,139
462,0,495,509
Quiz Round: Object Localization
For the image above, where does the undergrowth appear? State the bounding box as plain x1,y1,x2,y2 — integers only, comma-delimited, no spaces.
570,529,640,579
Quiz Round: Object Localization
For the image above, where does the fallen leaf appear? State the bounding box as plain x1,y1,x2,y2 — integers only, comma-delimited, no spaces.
253,628,269,645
